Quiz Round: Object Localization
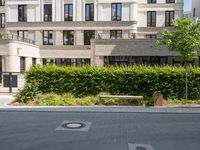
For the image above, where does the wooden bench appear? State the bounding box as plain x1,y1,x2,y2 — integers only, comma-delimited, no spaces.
99,95,145,106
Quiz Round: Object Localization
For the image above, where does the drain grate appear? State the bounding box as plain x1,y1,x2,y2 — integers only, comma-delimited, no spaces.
129,144,154,150
56,121,92,132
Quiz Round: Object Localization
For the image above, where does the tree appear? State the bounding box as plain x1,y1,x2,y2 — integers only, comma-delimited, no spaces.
157,18,200,101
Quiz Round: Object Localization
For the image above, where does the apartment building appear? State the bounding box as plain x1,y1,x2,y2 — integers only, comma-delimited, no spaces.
192,0,200,19
0,0,185,73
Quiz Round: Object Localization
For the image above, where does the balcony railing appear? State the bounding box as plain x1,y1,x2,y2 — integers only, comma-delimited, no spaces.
0,32,35,45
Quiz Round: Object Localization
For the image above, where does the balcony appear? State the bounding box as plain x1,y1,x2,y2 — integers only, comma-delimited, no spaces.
0,32,35,45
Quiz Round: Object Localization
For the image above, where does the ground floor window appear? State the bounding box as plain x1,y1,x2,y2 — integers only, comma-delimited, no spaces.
173,58,195,66
32,58,36,66
42,58,90,67
104,56,168,66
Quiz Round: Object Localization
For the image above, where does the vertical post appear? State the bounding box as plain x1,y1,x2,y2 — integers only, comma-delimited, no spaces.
185,61,188,104
9,72,12,93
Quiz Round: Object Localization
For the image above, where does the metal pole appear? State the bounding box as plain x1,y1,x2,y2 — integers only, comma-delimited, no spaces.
9,72,12,93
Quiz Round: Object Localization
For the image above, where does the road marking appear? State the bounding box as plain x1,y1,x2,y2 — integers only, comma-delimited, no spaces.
129,143,155,150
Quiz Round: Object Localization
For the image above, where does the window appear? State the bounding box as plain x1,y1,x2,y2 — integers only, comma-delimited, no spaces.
84,30,95,45
18,5,27,22
55,58,90,67
112,3,121,21
17,31,28,39
44,4,52,22
110,30,122,39
0,0,5,6
32,58,36,66
147,0,156,3
64,4,73,21
0,13,5,28
193,8,196,17
43,31,53,45
146,34,157,39
63,30,74,45
165,11,174,26
85,4,94,21
166,0,175,3
20,57,26,73
147,11,156,27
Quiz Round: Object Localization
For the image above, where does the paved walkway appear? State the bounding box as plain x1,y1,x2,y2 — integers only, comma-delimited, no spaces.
0,94,15,106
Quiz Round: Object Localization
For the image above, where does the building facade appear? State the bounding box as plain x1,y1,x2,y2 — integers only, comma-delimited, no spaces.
192,0,200,19
0,0,185,73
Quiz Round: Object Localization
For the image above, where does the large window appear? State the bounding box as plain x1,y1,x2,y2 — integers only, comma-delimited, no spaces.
64,4,73,21
146,34,157,39
44,4,52,22
111,3,121,21
104,56,168,66
17,31,28,39
63,30,74,45
18,5,27,22
84,30,95,45
55,58,90,67
165,11,174,26
166,0,175,3
147,0,156,3
147,11,156,27
85,4,94,21
110,30,122,39
0,0,5,6
43,31,53,45
0,13,5,28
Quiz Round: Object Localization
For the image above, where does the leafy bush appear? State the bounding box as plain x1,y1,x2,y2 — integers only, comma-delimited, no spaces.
23,65,200,100
16,81,40,103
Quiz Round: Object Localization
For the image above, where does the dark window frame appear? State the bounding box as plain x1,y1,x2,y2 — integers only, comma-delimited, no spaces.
43,30,53,45
0,0,5,6
64,4,73,21
18,5,27,22
44,4,52,22
166,0,175,3
147,0,157,4
85,3,94,21
147,11,156,27
63,30,74,45
111,3,122,21
110,30,122,39
165,11,175,27
84,30,95,45
0,13,5,28
20,57,26,73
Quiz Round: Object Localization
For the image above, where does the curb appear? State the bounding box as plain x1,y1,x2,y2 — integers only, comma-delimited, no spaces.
0,106,200,113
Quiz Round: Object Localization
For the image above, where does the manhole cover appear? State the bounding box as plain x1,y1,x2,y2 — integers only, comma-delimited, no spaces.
61,122,86,129
56,121,92,132
135,146,147,150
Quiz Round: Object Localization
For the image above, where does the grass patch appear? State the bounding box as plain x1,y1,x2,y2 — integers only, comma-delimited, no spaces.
32,93,146,106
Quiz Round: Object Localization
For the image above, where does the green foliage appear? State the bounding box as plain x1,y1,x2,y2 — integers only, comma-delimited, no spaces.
23,65,200,100
34,93,145,106
157,18,200,62
16,81,40,103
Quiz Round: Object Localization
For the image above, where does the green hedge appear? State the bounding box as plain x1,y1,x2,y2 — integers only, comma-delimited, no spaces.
25,65,200,100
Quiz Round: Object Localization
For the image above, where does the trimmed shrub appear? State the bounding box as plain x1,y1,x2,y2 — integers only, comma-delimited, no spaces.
23,65,200,100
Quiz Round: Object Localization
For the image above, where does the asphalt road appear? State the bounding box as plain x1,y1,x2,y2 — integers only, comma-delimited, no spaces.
0,111,200,150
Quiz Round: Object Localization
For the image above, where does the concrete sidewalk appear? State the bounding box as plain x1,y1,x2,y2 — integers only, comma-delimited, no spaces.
0,94,15,106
